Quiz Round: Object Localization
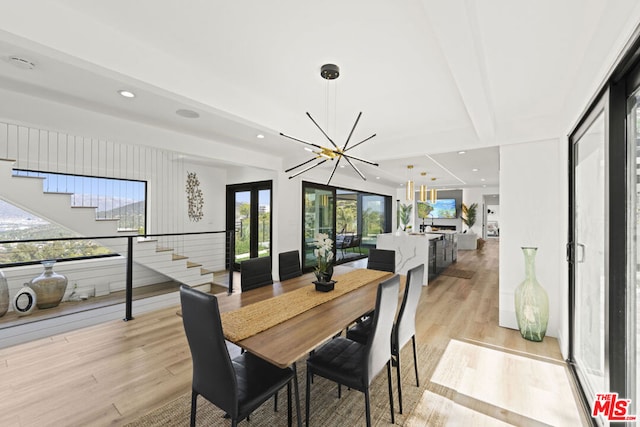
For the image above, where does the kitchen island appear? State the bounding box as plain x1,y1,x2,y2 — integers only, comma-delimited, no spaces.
376,231,458,284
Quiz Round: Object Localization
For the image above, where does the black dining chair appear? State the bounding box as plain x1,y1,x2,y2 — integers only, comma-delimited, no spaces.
305,275,400,427
347,263,425,414
278,250,302,281
179,285,301,427
367,248,396,273
241,256,273,292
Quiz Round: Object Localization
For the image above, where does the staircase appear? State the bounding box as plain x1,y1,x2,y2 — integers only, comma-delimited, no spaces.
0,158,216,290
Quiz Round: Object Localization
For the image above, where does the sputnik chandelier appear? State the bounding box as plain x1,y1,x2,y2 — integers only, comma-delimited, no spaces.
279,64,379,185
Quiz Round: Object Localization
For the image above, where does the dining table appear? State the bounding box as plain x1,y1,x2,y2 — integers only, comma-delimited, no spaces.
212,265,399,369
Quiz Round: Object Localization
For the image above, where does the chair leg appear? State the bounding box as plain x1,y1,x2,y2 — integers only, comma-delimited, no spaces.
293,363,302,427
395,351,403,414
287,382,292,427
338,383,342,398
412,335,420,387
364,388,372,427
387,361,395,424
274,390,278,411
190,390,198,427
305,367,312,427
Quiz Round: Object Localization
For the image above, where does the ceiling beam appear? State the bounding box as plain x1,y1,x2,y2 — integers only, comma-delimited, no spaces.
422,0,496,143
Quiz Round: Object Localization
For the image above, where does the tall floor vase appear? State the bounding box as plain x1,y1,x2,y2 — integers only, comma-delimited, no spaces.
514,247,549,342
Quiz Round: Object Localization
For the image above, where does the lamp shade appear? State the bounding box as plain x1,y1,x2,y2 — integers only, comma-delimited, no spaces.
419,184,427,202
406,180,414,201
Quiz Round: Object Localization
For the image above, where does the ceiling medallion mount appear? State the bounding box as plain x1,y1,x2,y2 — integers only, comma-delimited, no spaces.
280,64,378,185
320,63,340,80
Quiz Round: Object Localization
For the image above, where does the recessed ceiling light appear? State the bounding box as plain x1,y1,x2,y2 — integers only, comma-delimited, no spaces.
458,151,466,155
481,178,486,182
472,168,479,172
8,56,35,70
176,109,200,119
376,176,380,180
256,134,265,139
118,90,136,98
339,164,345,168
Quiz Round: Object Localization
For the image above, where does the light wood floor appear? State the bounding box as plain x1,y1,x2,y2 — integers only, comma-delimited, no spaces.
0,240,587,426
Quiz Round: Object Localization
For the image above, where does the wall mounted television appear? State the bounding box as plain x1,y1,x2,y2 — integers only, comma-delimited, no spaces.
418,198,457,219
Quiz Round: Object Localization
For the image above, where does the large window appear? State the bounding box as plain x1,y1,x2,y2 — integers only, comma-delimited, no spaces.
0,170,146,266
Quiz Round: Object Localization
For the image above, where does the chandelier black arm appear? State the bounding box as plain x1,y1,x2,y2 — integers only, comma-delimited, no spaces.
342,155,366,181
326,157,342,185
341,153,379,167
279,132,325,150
342,112,362,151
289,159,327,179
285,157,319,173
306,112,340,150
344,133,376,152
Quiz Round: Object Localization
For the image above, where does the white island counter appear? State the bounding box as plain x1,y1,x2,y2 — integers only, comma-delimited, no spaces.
376,231,458,285
376,233,440,285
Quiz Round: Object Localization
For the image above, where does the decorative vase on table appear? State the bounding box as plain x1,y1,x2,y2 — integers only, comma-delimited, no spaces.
29,260,68,309
0,269,9,317
312,233,336,292
514,247,549,342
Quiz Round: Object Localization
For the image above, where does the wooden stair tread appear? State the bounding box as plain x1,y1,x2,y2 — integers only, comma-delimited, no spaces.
172,254,188,261
200,268,215,275
156,247,173,252
186,261,202,268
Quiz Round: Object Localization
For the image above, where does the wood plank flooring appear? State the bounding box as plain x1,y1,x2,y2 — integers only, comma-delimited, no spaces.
0,239,588,426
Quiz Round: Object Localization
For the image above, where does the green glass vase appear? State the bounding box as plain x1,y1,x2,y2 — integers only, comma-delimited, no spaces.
514,247,549,342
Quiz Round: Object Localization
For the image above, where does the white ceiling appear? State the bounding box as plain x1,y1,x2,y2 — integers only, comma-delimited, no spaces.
0,1,638,190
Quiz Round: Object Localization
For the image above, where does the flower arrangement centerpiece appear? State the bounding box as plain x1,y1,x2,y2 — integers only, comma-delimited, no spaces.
312,232,334,284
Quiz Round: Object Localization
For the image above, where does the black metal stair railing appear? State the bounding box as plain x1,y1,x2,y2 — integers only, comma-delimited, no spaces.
0,230,235,323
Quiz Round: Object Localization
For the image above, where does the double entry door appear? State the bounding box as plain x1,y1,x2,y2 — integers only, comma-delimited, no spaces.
226,181,272,269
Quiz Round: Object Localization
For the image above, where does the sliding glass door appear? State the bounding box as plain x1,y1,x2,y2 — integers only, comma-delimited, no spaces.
569,101,607,413
568,50,640,421
626,83,640,419
302,183,335,271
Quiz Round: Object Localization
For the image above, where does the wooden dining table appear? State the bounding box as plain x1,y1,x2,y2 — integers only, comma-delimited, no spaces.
213,265,398,369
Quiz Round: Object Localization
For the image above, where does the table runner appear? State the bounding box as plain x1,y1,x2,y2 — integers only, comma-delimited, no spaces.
220,269,390,342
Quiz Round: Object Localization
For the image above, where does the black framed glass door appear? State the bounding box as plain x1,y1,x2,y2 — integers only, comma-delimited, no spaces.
568,97,607,416
568,42,640,422
226,180,272,268
302,183,335,271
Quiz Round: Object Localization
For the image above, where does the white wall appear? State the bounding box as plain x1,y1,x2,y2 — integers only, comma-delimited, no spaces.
499,138,568,355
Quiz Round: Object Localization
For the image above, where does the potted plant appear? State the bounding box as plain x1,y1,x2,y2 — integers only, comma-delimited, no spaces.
461,202,478,232
399,203,413,232
312,233,335,290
